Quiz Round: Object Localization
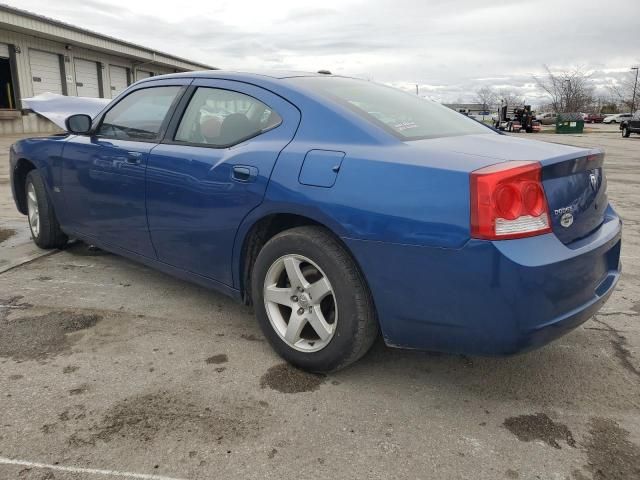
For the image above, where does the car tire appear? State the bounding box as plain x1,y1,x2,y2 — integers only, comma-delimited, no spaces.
251,226,378,372
622,127,630,138
25,170,68,249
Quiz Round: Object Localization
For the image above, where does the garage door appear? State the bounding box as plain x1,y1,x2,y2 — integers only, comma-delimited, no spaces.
74,58,100,97
0,43,9,59
109,65,129,98
29,50,63,96
136,70,152,81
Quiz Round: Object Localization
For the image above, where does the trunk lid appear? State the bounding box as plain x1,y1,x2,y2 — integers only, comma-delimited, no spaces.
411,134,608,244
540,152,607,244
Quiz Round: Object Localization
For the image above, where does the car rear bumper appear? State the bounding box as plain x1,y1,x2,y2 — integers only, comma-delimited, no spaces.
343,206,622,356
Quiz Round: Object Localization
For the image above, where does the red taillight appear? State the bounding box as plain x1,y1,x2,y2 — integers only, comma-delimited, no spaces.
470,161,552,240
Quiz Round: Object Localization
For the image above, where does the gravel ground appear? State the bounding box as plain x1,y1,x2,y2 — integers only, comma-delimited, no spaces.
0,130,638,480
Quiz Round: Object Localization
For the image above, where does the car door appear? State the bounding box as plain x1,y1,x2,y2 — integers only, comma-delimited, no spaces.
60,80,189,257
146,79,300,285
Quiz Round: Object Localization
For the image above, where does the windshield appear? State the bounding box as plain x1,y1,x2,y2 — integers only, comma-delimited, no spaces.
289,76,492,140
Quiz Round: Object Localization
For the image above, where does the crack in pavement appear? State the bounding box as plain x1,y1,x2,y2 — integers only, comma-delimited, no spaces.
593,317,640,379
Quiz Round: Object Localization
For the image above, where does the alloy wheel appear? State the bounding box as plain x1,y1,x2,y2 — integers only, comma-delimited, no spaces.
263,254,337,352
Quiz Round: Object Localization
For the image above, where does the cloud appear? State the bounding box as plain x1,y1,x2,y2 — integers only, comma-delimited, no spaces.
8,0,640,104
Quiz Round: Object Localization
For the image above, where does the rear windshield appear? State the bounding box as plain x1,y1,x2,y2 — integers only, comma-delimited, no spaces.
289,76,492,140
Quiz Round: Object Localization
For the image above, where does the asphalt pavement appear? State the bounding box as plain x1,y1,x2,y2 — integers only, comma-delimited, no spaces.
0,130,638,480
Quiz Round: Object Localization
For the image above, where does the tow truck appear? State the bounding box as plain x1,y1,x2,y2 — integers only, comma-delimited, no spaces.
494,104,540,133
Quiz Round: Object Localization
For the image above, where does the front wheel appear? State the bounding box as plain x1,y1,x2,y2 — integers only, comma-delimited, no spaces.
25,170,68,249
252,226,378,372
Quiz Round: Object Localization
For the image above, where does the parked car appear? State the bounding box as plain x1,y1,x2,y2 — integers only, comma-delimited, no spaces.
603,113,633,124
620,114,640,137
537,112,557,125
10,71,622,372
585,113,606,123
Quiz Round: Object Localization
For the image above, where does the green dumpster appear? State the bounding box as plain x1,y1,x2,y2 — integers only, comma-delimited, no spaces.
555,113,584,134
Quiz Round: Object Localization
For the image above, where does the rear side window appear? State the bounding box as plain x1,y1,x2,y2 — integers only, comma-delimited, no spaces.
97,86,181,141
289,76,491,140
174,87,282,147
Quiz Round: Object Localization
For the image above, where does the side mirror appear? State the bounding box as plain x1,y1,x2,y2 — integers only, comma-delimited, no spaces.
65,114,92,134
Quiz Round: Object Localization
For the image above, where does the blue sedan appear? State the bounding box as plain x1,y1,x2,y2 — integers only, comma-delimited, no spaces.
10,71,621,372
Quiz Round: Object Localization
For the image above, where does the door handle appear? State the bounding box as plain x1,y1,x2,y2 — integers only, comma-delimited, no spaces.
232,165,258,182
125,152,143,165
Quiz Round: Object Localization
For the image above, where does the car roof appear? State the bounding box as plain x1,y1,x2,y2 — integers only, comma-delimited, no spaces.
155,70,331,81
134,69,361,111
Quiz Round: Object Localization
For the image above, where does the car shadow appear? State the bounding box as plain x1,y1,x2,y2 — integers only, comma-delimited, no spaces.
330,326,635,409
59,241,635,409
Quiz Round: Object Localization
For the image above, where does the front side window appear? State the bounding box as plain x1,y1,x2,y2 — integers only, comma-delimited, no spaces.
289,76,492,140
97,86,181,141
175,87,282,147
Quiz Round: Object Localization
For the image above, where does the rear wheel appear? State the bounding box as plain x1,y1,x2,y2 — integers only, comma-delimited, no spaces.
622,127,630,138
252,226,378,372
25,170,68,249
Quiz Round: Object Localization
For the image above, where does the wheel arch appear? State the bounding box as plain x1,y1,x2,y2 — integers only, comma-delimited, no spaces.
234,209,374,314
12,157,38,215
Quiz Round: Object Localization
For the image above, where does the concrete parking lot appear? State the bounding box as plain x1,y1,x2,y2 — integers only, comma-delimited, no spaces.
0,130,638,480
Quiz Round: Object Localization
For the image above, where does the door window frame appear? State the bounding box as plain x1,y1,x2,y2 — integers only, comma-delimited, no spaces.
88,80,191,143
161,84,283,149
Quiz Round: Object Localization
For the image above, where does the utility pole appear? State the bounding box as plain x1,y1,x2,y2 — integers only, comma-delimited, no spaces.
631,66,639,114
563,79,571,112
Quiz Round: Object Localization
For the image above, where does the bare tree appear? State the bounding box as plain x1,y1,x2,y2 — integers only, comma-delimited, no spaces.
533,65,594,113
496,89,524,107
475,87,498,112
536,102,555,113
608,69,639,113
587,93,618,114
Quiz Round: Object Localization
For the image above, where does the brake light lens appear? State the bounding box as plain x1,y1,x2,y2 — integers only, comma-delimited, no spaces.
470,161,552,240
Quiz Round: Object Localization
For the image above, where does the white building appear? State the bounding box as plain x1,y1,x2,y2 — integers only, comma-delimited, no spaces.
0,4,213,134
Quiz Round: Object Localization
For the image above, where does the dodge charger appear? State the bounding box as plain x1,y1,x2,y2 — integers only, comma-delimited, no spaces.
10,71,622,372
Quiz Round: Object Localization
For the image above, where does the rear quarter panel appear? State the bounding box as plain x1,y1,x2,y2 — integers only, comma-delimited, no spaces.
270,143,473,248
230,109,485,289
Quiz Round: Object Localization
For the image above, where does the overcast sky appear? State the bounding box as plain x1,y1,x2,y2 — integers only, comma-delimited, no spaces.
8,0,640,104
